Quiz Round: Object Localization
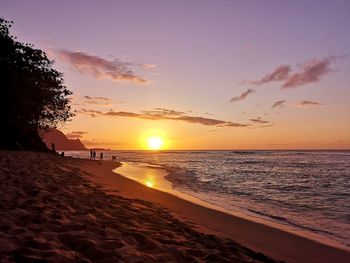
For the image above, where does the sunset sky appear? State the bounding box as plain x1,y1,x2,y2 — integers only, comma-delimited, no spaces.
2,0,350,150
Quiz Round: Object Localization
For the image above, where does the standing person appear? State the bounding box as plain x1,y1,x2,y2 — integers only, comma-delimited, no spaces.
93,150,96,160
100,152,103,160
90,149,93,159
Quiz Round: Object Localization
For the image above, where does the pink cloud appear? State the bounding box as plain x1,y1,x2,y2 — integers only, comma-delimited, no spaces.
282,58,333,88
247,65,291,85
57,50,148,84
294,100,324,107
141,63,157,69
271,100,286,109
79,107,250,128
250,117,270,124
244,57,338,89
230,89,255,103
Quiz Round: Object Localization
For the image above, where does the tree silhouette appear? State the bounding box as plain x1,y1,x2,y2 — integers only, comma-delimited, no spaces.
0,18,73,151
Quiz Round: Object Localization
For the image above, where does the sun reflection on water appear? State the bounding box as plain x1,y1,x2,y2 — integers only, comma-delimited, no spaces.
145,179,155,188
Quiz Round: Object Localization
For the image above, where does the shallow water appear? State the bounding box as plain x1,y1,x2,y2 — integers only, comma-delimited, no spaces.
67,150,350,247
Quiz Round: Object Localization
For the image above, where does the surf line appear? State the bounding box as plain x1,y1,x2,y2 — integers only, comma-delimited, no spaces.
113,161,349,251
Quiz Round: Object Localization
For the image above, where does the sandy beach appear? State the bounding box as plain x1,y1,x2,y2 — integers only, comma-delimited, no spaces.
2,2,350,262
1,151,349,263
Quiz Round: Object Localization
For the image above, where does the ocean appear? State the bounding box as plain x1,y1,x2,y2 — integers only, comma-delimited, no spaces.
66,150,350,247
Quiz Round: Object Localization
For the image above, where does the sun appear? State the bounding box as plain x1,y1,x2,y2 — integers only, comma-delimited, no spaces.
140,129,169,150
147,136,164,150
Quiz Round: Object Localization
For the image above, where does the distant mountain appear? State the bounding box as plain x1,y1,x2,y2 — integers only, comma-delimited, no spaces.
40,129,87,150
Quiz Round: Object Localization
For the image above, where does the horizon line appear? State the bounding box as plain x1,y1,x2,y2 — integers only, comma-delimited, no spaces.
77,148,350,152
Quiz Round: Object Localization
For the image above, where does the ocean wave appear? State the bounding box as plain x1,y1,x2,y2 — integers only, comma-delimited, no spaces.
67,150,350,247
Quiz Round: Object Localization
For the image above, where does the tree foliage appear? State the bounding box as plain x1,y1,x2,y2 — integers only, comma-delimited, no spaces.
0,18,74,150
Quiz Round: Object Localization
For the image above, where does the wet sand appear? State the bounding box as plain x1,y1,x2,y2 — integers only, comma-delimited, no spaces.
85,160,350,263
114,161,350,249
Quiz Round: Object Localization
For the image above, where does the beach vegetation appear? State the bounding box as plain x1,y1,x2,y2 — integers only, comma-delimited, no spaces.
0,18,73,151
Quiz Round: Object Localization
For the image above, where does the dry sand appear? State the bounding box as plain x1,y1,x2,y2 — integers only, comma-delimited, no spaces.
0,151,279,262
1,151,349,263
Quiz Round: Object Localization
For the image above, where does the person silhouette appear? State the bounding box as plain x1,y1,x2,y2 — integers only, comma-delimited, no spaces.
90,149,93,159
100,152,103,160
93,150,96,160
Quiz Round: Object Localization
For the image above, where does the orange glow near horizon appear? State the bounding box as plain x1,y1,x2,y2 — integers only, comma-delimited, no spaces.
61,115,350,150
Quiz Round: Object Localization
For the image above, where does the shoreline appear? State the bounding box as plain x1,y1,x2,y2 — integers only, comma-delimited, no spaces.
82,158,350,263
113,161,350,252
1,151,349,262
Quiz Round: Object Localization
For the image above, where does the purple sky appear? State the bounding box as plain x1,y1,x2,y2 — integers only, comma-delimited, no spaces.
2,0,350,149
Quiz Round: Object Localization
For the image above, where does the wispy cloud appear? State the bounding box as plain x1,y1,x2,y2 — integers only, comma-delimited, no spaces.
83,96,110,102
250,117,270,124
77,109,104,118
141,108,185,117
243,57,338,89
247,124,274,129
78,107,250,128
82,96,114,105
230,89,255,103
294,100,324,107
57,49,148,84
140,63,157,69
260,124,274,128
282,58,333,88
246,65,291,85
66,131,88,139
70,95,123,108
271,100,286,109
